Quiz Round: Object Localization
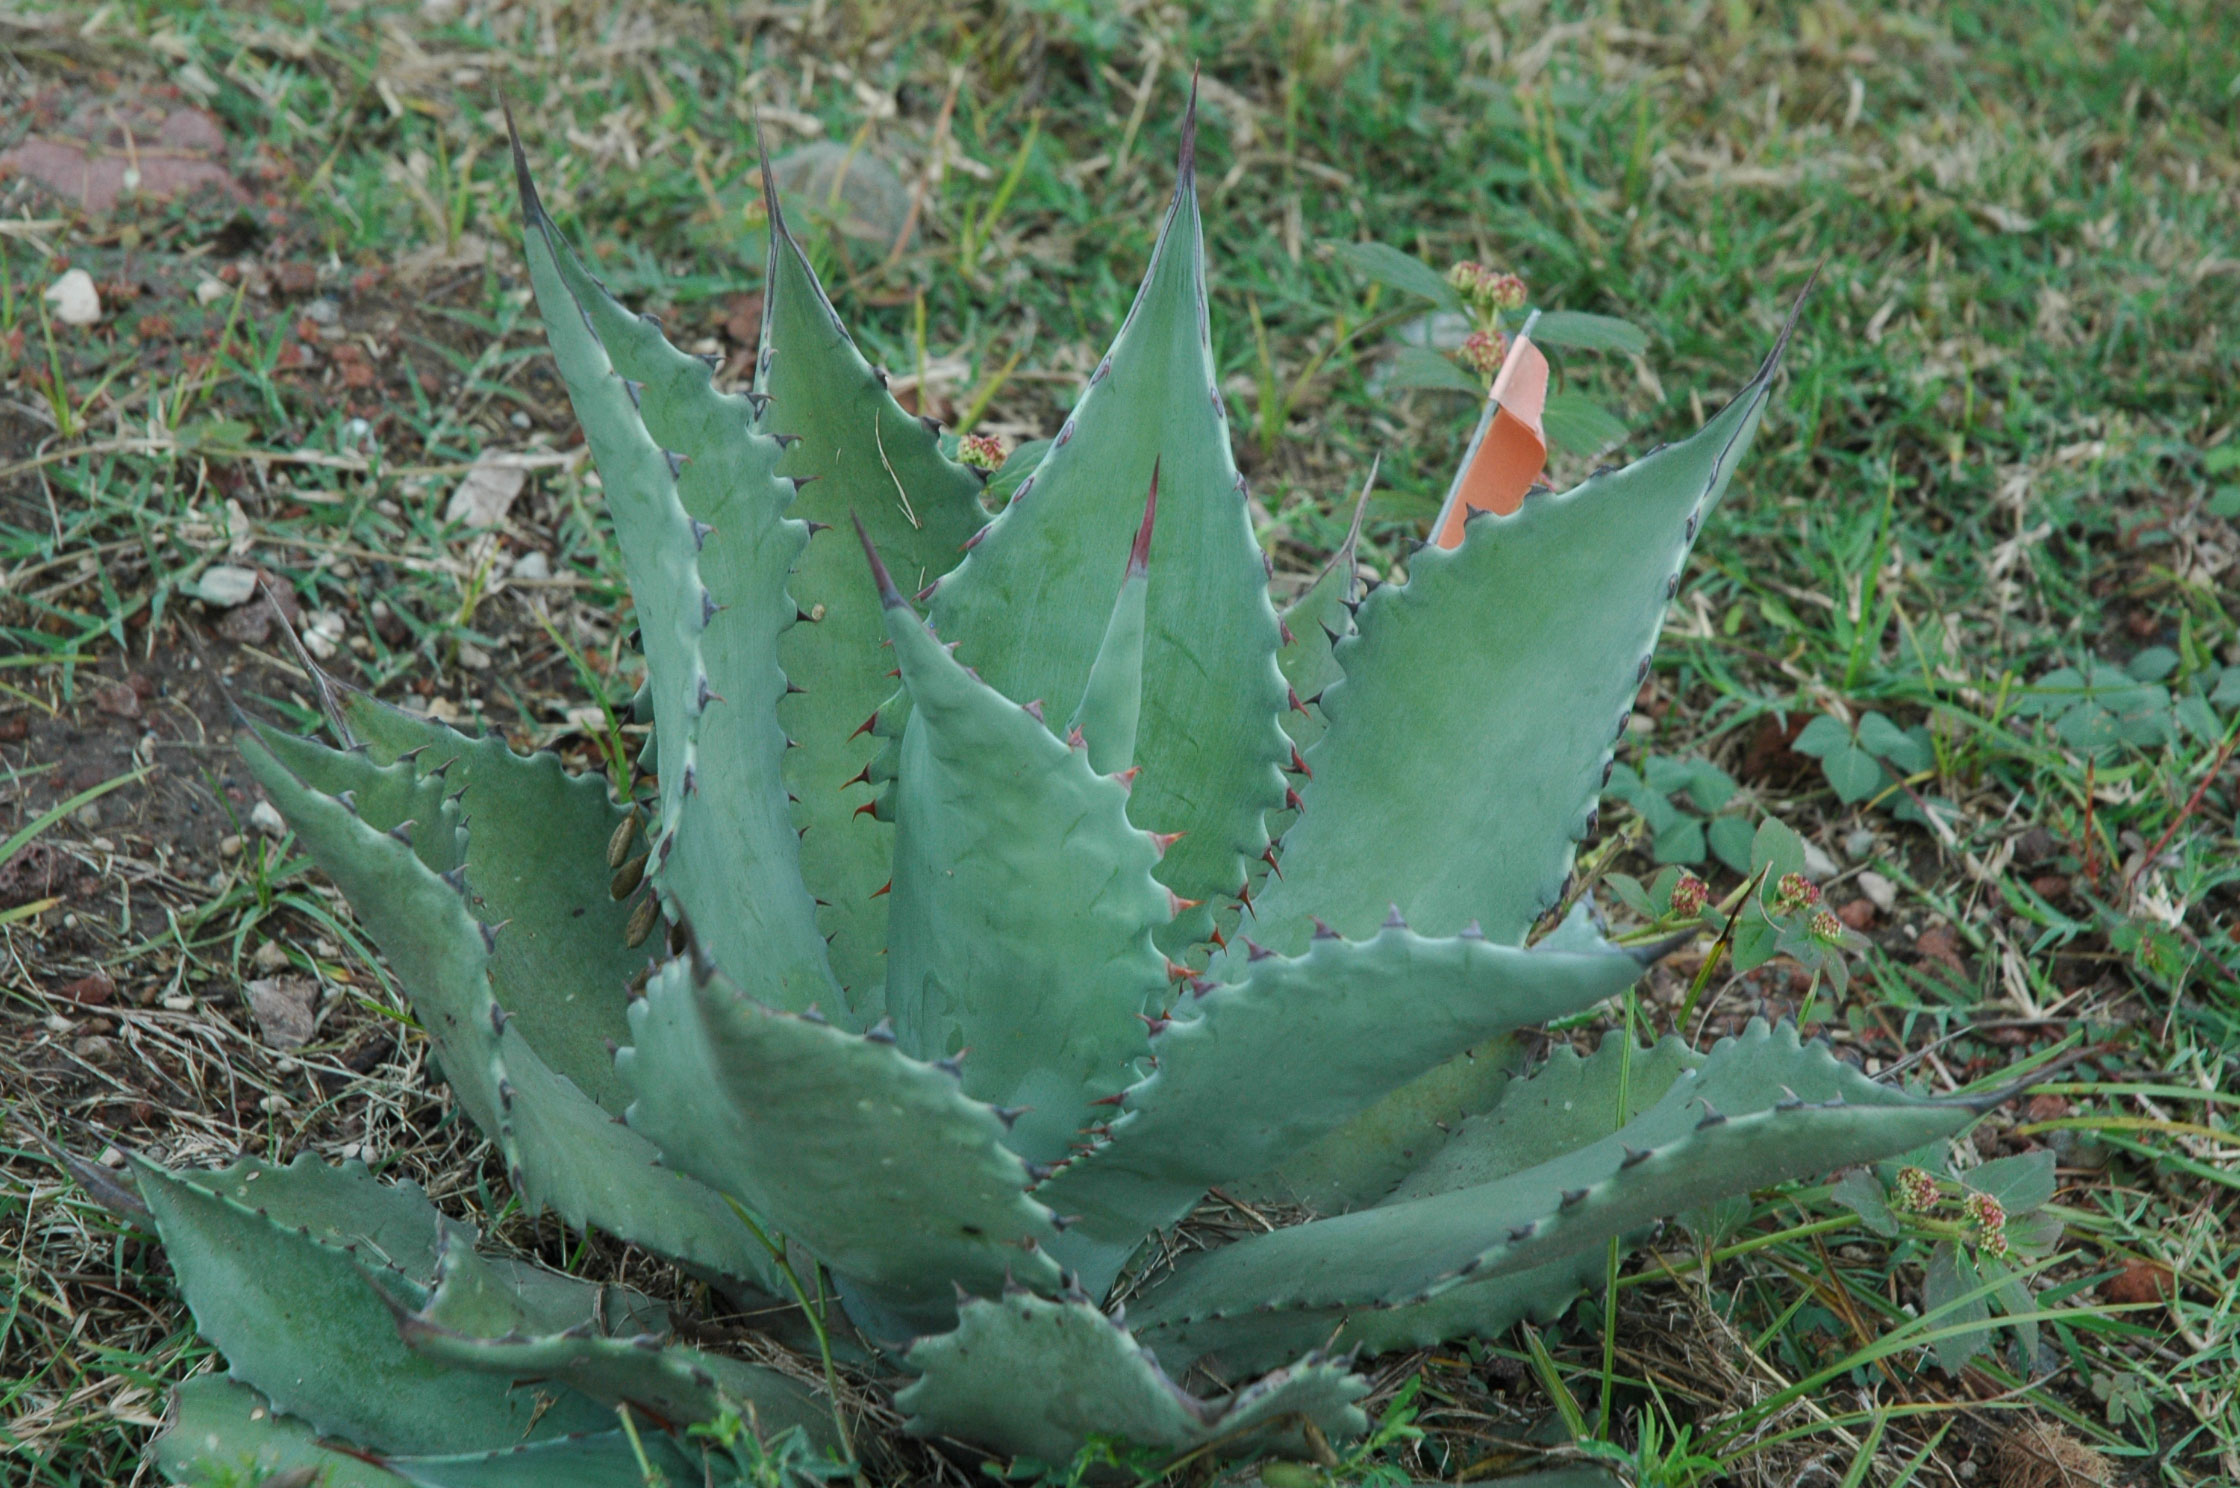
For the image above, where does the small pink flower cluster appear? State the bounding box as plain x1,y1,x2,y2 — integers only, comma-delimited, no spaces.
1446,260,1527,315
957,433,1008,471
1456,329,1509,378
1670,872,1710,918
1808,908,1847,943
1965,1190,2010,1257
1774,872,1822,913
1893,1165,1940,1214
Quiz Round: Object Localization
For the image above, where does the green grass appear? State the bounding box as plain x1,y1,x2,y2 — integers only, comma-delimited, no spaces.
2,0,2235,1483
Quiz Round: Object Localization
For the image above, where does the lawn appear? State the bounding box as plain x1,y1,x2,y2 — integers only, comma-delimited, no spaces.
1,0,2235,1484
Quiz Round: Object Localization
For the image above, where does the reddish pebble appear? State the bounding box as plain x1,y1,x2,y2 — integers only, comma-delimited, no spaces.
1915,925,1964,971
2100,1261,2174,1307
91,682,141,720
60,970,116,1006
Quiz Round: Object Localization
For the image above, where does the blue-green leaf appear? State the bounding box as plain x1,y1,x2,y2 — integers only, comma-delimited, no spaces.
1216,320,1795,959
1820,745,1886,803
1923,1240,1990,1372
1541,392,1628,455
1529,311,1650,355
1326,240,1462,312
930,109,1289,951
1707,815,1757,874
1963,1150,2056,1213
1791,715,1853,758
1830,1168,1898,1237
1386,345,1484,394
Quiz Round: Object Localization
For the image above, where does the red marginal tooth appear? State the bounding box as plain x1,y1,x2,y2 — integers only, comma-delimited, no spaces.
1287,686,1308,715
848,711,881,740
1284,787,1303,812
1290,745,1312,778
870,880,891,898
1163,960,1193,983
1165,891,1203,914
1261,845,1284,879
1115,766,1140,788
840,763,873,789
852,801,880,820
1149,830,1185,857
1279,619,1294,646
1208,926,1227,950
1089,1091,1127,1106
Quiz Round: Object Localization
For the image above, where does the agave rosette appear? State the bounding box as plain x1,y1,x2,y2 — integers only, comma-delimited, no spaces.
122,96,1995,1485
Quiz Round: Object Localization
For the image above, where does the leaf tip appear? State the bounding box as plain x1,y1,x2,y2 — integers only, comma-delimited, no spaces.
1127,457,1160,578
851,510,908,610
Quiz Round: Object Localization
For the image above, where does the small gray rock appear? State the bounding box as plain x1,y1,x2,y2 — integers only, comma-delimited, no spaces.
242,975,317,1049
193,564,260,607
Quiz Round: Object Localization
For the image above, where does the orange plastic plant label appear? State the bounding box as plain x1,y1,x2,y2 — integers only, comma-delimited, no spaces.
1431,334,1549,548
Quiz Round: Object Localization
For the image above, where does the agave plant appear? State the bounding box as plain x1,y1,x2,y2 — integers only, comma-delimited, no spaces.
120,96,2004,1486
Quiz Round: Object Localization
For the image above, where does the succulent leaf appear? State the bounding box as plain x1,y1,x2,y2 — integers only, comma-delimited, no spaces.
1065,471,1157,775
754,154,990,1021
1378,1027,1701,1201
1235,326,1794,958
1146,1031,1704,1372
155,1376,719,1488
402,1227,669,1341
1039,918,1648,1293
132,1157,614,1455
155,1151,474,1290
869,527,1172,1167
1130,1021,1982,1345
379,1432,716,1488
237,730,778,1292
388,1235,832,1446
929,99,1289,951
1273,467,1373,758
247,720,464,873
618,955,1063,1335
513,145,720,1002
1227,1038,1516,1217
897,1290,1366,1463
328,697,646,1110
509,137,841,1021
156,1376,410,1487
1153,1249,1614,1381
